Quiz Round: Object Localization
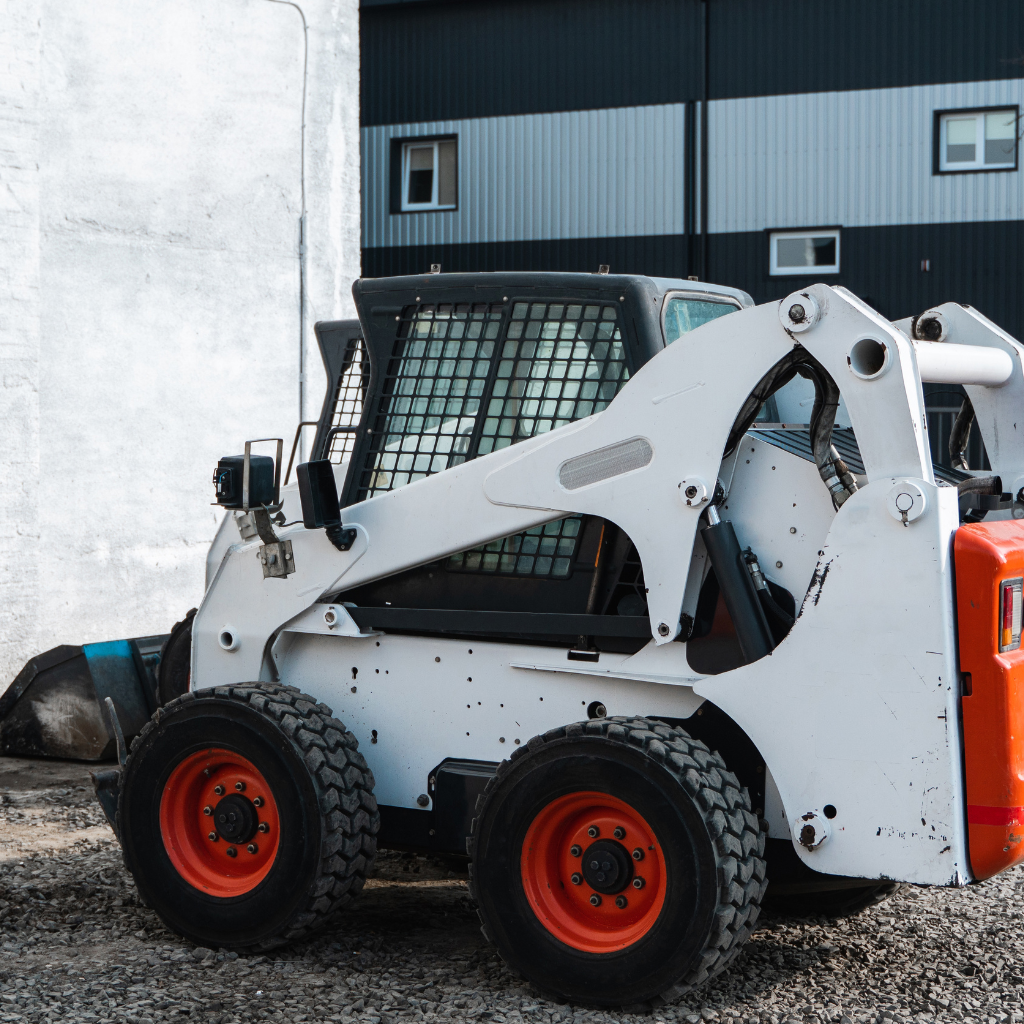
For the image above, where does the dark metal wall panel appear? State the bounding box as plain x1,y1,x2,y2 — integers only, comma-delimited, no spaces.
705,219,1024,339
363,219,1024,339
708,0,1024,101
361,0,702,126
361,234,692,280
362,0,1024,125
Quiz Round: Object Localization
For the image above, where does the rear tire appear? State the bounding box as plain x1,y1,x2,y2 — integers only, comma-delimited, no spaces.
157,609,195,706
469,717,767,1008
118,683,378,950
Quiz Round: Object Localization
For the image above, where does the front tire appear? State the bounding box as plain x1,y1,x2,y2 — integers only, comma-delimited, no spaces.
469,717,767,1007
118,683,378,950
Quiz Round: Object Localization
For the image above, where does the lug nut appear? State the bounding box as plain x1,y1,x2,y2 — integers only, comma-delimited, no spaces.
589,894,602,906
214,785,225,796
253,796,264,807
632,848,644,861
258,822,269,833
226,847,237,858
235,781,246,792
587,825,600,838
613,826,625,840
570,873,582,885
208,832,218,842
247,843,258,855
203,806,212,816
570,844,582,857
615,895,628,909
633,876,646,890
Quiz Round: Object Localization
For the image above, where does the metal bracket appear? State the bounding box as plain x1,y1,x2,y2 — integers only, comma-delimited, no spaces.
259,539,295,578
325,524,358,551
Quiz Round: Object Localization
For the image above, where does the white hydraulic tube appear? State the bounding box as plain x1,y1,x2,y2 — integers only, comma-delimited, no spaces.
913,340,1014,387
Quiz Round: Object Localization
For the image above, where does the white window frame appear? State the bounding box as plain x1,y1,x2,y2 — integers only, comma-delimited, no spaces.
769,229,841,277
400,139,457,212
937,107,1018,173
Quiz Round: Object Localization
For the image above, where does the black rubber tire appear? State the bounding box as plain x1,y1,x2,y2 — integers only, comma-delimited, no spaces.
118,682,378,950
156,609,196,707
468,716,767,1008
763,882,905,918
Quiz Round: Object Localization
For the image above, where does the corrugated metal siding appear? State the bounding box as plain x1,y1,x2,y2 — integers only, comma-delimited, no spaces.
362,234,692,279
360,0,701,126
363,219,1024,340
361,0,1024,126
708,0,1024,102
362,106,687,249
710,79,1024,234
707,220,1024,337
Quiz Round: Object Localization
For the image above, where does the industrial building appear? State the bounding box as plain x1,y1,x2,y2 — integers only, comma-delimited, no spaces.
359,0,1023,466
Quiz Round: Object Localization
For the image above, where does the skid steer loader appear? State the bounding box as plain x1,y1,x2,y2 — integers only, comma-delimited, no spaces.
101,272,1024,1007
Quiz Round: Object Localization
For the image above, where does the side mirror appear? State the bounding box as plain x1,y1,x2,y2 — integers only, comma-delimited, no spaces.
296,461,357,551
297,460,341,528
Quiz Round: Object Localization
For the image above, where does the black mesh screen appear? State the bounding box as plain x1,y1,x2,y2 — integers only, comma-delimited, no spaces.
479,301,630,454
447,515,582,579
351,297,632,579
356,302,504,499
325,336,368,464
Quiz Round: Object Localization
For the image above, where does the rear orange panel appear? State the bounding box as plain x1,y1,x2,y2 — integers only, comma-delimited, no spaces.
955,520,1024,880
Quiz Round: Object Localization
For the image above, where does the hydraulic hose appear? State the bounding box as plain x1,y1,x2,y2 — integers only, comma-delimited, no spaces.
743,548,795,644
701,507,774,665
949,397,975,471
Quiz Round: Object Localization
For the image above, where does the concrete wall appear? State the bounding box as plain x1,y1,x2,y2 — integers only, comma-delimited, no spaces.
0,0,360,686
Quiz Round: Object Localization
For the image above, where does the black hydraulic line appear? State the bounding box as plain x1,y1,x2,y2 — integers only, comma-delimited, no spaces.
949,397,975,471
701,509,774,665
957,474,1001,496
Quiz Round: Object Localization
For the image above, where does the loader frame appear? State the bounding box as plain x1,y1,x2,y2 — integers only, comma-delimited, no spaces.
195,275,1024,890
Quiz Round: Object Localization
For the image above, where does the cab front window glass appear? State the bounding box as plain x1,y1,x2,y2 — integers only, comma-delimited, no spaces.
663,297,739,345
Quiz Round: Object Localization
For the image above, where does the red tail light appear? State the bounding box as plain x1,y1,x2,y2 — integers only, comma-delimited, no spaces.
999,578,1023,652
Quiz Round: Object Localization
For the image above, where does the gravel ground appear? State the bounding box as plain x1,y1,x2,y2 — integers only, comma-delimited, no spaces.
1,755,1022,1024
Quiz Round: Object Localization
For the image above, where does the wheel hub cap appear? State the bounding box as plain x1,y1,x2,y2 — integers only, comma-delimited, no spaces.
213,793,258,844
582,839,633,894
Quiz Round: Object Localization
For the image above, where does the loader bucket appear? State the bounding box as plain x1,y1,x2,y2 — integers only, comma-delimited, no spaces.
0,636,166,761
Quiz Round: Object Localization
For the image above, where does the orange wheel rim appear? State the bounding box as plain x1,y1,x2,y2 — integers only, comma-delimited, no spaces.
159,748,280,897
521,791,667,953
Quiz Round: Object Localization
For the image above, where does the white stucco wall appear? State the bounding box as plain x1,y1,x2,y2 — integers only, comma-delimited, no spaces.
0,0,360,686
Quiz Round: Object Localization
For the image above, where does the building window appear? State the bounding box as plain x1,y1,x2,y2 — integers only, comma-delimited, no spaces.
399,138,457,211
936,108,1017,173
769,229,840,276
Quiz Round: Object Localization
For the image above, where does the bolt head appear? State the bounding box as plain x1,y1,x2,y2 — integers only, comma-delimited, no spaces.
684,485,698,499
258,822,269,833
203,806,212,816
226,847,237,858
632,848,644,861
570,844,582,857
253,796,263,807
417,794,430,807
587,825,600,838
788,303,806,323
214,785,224,796
589,894,602,906
613,826,625,840
208,832,218,842
615,895,628,909
633,876,646,890
235,782,246,792
247,843,258,855
570,873,582,885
